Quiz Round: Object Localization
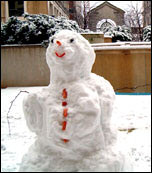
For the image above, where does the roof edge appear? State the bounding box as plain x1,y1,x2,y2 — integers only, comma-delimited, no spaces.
90,1,125,13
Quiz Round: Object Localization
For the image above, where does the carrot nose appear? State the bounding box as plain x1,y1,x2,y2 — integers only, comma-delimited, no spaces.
56,40,62,46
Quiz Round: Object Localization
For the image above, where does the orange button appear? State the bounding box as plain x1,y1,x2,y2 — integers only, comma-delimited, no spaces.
62,121,67,131
62,101,67,106
63,108,68,118
62,89,67,99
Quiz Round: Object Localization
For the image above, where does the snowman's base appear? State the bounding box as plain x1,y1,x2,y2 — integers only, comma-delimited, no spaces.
19,143,132,172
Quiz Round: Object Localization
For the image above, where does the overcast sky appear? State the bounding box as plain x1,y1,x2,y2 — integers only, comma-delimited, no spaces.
90,1,143,11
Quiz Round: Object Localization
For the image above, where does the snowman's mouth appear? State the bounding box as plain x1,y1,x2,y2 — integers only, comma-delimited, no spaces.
55,52,65,58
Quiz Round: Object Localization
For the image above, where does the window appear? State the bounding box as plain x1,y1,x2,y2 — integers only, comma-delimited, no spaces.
101,22,112,31
96,19,116,32
8,1,24,17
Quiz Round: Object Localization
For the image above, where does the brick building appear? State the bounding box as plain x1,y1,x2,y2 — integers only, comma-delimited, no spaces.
1,1,82,23
88,1,125,32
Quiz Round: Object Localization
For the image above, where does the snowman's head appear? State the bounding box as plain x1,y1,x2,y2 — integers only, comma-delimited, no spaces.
46,30,95,79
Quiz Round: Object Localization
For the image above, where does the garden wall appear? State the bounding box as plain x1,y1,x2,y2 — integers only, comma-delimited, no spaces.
81,33,104,43
92,42,151,93
1,45,50,87
1,42,151,93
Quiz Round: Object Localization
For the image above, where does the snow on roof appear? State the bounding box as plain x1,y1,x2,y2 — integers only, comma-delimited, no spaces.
90,1,125,13
104,35,112,38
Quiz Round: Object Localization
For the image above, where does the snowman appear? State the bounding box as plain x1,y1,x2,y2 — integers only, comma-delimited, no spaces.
19,30,132,172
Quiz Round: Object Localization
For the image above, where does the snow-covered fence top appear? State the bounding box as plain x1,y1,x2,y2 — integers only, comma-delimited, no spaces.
2,41,150,48
92,42,151,50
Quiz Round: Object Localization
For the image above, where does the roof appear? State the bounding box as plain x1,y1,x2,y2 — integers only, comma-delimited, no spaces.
90,1,125,13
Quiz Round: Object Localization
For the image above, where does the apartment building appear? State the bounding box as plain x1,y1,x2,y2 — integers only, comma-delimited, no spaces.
1,1,82,23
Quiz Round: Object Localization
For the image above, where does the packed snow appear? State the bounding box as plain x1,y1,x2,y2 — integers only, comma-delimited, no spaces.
18,30,133,172
1,87,151,172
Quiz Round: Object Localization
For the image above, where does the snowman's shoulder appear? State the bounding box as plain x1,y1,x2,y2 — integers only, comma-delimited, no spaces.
27,87,50,103
90,73,115,100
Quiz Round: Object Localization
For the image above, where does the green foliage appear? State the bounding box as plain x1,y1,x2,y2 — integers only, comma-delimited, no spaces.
1,13,88,45
102,25,133,42
143,25,151,42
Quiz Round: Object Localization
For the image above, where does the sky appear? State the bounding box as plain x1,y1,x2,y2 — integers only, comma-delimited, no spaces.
89,1,143,12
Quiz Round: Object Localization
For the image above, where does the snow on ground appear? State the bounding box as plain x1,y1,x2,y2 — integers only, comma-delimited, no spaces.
1,87,151,172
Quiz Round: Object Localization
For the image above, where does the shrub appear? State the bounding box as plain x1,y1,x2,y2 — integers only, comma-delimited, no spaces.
143,25,151,42
1,13,89,45
102,25,133,42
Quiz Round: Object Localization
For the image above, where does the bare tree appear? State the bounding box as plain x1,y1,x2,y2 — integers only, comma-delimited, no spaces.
142,1,151,27
124,2,143,41
75,1,101,30
82,1,89,29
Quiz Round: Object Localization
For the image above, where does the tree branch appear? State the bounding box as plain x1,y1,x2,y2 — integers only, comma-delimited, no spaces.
6,90,29,136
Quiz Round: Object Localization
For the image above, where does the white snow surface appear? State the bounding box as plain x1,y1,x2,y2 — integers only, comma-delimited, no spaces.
1,87,151,172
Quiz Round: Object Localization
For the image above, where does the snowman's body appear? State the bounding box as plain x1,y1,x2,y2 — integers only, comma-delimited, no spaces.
20,30,132,172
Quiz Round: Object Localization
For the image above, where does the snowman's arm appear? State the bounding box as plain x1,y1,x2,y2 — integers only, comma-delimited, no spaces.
23,93,43,135
99,78,115,124
97,77,116,145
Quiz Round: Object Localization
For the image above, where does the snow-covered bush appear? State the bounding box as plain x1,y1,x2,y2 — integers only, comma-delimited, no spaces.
1,13,89,45
102,25,133,42
143,25,151,42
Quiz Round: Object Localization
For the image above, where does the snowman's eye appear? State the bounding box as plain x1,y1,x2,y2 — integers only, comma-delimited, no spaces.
51,38,54,43
70,38,74,43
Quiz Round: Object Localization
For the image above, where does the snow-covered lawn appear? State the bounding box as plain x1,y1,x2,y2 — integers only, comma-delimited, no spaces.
1,87,151,172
